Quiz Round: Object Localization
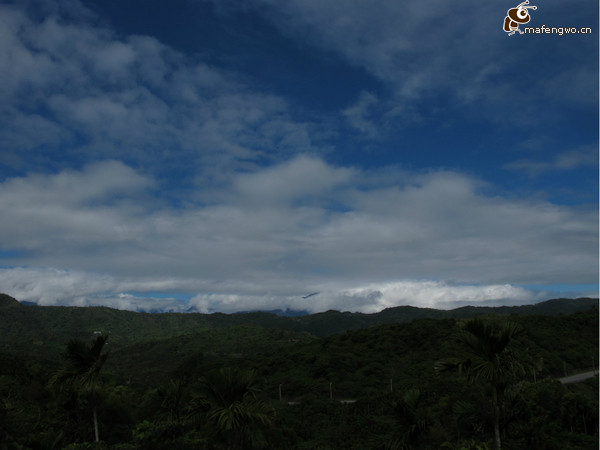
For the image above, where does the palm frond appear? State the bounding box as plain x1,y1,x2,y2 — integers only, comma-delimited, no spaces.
434,357,472,376
50,334,109,392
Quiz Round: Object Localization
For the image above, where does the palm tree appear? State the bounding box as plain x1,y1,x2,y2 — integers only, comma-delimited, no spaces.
435,319,524,450
393,388,431,449
189,367,275,449
50,334,110,442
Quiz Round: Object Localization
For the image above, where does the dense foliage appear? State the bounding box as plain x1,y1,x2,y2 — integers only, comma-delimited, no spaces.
0,294,597,449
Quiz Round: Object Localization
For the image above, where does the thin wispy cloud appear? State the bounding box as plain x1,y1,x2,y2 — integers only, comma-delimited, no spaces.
342,91,379,135
506,147,598,177
0,2,313,179
244,0,597,119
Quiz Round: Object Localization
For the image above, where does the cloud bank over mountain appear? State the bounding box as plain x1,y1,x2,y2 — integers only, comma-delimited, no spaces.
0,159,595,312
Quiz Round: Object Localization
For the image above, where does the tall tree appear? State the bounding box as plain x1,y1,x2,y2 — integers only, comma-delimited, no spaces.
189,367,275,449
50,334,110,442
435,318,524,450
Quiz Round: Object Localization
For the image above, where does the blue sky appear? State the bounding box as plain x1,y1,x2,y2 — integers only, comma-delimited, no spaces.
0,0,597,313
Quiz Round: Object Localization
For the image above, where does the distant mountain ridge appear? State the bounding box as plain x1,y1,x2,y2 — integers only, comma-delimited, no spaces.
0,293,597,360
0,293,21,308
7,293,596,318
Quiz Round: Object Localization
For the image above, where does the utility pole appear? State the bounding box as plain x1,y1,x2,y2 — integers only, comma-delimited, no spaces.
279,384,282,401
329,382,332,400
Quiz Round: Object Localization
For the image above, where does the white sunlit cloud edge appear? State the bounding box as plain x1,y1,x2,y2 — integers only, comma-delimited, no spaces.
0,266,585,314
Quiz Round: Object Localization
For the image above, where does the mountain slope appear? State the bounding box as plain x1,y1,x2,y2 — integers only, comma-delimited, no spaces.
0,293,22,308
0,294,596,361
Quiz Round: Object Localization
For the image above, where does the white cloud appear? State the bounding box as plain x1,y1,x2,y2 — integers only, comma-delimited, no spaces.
309,281,543,313
0,266,543,313
342,91,378,134
0,266,194,310
187,282,543,315
2,160,150,205
233,155,355,206
0,158,596,312
505,146,598,177
0,1,314,175
228,0,597,124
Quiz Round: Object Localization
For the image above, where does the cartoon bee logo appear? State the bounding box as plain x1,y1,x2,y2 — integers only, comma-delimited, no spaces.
504,0,537,35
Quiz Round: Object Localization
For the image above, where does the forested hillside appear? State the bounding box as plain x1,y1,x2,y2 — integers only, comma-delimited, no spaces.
0,293,596,358
0,294,598,449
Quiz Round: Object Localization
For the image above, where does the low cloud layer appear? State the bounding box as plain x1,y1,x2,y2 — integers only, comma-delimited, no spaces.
0,158,596,312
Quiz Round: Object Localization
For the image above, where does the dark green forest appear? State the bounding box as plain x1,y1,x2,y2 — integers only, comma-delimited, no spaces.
0,294,598,449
